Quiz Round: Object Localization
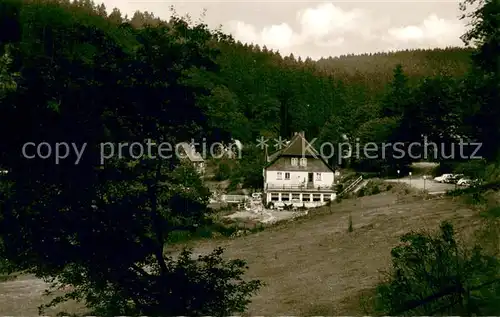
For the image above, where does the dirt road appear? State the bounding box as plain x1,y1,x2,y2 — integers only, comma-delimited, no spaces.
0,191,478,315
386,177,456,194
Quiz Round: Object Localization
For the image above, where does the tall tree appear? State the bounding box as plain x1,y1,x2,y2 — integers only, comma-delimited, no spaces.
381,64,411,118
460,0,500,160
0,1,260,315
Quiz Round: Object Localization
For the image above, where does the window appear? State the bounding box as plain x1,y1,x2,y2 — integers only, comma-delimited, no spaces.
277,172,282,180
300,158,307,167
281,193,290,201
291,158,298,166
292,193,300,201
271,193,279,201
316,173,321,181
324,195,331,202
302,194,311,202
313,194,321,202
285,172,290,180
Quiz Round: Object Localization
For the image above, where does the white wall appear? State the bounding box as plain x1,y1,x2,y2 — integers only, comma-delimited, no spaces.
314,172,334,188
266,171,308,187
265,170,334,188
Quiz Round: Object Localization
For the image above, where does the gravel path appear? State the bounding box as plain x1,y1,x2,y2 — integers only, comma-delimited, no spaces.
386,177,456,194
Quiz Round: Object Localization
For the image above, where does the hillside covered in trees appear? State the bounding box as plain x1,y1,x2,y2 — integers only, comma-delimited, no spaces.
1,0,500,315
0,0,480,149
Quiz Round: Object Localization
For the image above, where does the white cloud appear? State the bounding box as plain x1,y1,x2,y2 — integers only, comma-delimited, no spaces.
225,20,297,49
218,4,466,59
227,21,259,44
316,37,345,47
297,3,365,39
225,3,364,54
92,0,466,59
261,23,295,49
385,14,465,48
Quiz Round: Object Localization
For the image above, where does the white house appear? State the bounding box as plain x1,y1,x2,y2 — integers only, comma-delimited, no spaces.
177,142,205,175
263,131,336,208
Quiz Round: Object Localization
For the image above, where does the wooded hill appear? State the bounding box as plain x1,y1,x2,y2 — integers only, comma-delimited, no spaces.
317,47,473,80
211,44,474,144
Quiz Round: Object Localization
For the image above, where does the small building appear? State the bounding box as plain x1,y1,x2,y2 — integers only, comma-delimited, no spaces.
263,131,336,208
177,142,205,175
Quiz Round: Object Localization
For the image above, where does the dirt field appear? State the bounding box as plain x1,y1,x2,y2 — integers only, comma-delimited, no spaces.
173,191,478,315
0,191,480,315
0,275,87,315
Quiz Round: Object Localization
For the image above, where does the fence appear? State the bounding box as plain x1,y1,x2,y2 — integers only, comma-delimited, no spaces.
220,194,249,203
338,175,363,197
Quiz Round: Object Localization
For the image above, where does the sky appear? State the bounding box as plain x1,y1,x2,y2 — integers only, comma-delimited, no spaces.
100,0,468,60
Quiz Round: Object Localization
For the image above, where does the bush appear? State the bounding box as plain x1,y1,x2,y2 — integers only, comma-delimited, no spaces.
348,214,353,232
214,162,232,181
368,221,500,316
480,206,500,218
360,172,379,179
214,224,238,237
168,230,192,243
0,256,17,281
454,159,488,179
196,226,215,238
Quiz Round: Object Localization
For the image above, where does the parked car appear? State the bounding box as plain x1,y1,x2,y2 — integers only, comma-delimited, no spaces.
457,177,482,187
457,177,471,186
434,174,453,183
446,174,464,184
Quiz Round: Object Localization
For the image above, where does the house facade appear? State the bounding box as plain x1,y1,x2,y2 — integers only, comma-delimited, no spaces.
263,132,336,208
177,142,205,175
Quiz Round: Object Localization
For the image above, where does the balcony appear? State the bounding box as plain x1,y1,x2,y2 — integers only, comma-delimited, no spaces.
265,183,334,192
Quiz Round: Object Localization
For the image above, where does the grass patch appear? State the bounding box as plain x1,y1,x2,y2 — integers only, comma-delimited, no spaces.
167,220,266,244
480,206,500,218
0,258,18,283
0,273,17,282
356,179,390,197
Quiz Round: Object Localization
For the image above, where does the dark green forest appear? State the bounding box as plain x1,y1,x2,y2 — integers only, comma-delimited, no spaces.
0,0,500,315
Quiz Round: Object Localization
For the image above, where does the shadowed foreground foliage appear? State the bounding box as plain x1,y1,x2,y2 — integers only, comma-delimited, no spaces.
0,0,260,315
369,222,500,315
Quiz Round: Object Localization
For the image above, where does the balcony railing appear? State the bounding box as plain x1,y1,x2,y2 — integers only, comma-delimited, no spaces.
265,183,334,191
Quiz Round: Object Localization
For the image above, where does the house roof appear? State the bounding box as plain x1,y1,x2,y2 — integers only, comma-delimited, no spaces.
280,133,320,157
264,132,334,172
177,142,204,162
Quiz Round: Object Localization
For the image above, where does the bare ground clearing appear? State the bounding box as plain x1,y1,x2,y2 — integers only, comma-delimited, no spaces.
0,192,480,315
